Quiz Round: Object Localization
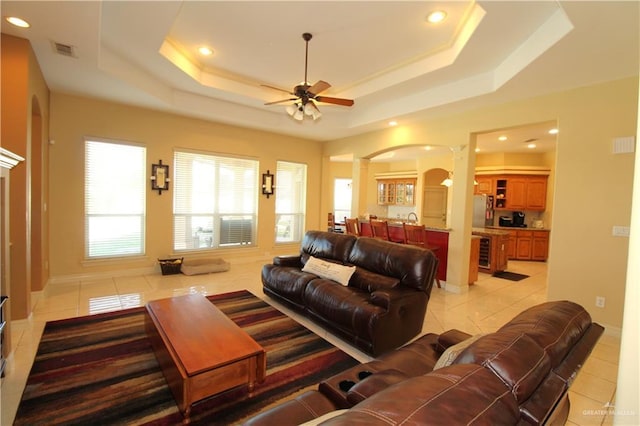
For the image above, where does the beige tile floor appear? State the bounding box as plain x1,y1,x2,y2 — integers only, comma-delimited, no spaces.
1,260,619,425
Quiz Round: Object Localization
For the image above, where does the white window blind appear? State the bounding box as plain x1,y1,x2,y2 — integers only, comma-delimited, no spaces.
275,161,307,243
173,151,258,251
85,140,146,258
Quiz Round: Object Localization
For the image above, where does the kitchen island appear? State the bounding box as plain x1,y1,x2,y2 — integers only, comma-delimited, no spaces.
471,228,510,274
487,226,551,261
360,220,449,283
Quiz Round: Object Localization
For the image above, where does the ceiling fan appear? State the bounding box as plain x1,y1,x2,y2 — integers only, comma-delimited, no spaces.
262,33,354,121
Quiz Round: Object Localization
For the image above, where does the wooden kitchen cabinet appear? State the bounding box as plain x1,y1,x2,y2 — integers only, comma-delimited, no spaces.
476,174,548,211
377,181,395,205
506,177,527,210
507,229,549,261
506,230,517,259
515,230,533,258
526,176,547,210
377,179,416,206
532,231,549,260
495,233,509,272
474,176,493,195
495,178,508,209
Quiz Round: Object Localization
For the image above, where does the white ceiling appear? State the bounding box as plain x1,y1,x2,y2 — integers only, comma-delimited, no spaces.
1,1,638,150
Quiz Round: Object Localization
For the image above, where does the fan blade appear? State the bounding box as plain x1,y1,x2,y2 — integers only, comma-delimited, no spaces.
265,98,298,105
261,84,294,95
307,80,331,96
314,96,354,107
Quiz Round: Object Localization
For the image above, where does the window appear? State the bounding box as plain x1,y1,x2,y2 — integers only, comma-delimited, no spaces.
85,139,146,258
334,178,352,221
173,150,258,251
275,161,307,243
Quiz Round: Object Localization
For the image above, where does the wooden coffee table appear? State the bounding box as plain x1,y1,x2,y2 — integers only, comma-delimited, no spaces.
145,294,266,422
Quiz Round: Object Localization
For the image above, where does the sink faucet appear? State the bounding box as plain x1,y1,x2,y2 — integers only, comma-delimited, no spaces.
408,212,418,223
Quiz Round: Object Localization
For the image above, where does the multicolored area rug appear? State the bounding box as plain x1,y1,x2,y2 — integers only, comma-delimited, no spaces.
14,290,358,425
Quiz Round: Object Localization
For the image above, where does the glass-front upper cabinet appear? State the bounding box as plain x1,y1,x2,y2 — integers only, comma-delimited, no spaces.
377,178,416,206
404,180,415,205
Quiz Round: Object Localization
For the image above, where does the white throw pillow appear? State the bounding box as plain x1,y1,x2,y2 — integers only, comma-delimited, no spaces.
433,333,487,370
302,256,356,286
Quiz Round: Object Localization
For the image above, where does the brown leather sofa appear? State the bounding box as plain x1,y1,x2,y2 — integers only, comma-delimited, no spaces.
244,300,604,425
261,230,439,356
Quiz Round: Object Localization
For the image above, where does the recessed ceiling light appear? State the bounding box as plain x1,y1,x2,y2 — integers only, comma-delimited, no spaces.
548,128,559,135
423,146,432,151
527,143,537,149
198,46,213,56
427,10,447,24
475,147,480,152
498,135,507,141
388,120,398,126
6,16,30,28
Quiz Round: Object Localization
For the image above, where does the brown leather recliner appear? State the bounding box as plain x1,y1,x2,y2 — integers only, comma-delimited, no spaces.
244,300,604,426
261,230,439,356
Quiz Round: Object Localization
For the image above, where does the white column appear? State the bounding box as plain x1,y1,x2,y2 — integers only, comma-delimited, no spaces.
444,145,475,293
351,158,370,218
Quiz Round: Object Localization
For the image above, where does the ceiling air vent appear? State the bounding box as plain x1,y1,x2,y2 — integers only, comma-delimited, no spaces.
52,41,77,58
523,138,538,143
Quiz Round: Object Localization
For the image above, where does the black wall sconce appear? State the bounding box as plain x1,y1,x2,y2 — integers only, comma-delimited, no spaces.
262,170,274,198
151,160,170,194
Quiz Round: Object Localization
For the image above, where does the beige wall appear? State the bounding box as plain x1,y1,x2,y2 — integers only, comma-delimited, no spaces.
322,77,638,329
1,34,50,320
48,93,322,279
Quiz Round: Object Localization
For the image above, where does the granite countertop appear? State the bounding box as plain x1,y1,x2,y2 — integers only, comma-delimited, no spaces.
472,227,510,236
487,226,551,232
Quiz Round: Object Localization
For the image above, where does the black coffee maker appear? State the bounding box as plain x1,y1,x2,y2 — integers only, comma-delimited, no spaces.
512,211,526,227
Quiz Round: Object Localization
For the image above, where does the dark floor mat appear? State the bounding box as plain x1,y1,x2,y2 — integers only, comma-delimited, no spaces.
493,271,530,281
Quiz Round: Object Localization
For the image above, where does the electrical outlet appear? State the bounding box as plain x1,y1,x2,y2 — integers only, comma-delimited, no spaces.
596,296,606,308
612,226,630,237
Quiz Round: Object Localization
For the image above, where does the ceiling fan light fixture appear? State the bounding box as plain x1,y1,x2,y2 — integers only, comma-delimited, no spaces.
304,103,315,116
293,106,304,121
263,32,354,120
286,103,298,116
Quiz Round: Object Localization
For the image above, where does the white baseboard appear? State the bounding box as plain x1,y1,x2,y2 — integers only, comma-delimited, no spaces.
46,254,274,288
600,323,622,339
47,266,158,286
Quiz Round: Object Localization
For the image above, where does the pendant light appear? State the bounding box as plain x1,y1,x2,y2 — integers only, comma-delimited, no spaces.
440,171,453,187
